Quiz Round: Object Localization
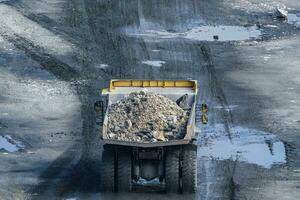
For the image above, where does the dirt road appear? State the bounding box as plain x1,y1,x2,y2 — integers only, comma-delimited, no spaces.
0,0,299,199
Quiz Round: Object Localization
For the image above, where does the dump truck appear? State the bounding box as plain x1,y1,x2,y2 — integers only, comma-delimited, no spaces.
97,80,201,193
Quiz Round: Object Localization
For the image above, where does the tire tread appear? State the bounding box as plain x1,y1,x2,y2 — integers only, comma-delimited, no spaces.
182,148,197,193
165,148,180,193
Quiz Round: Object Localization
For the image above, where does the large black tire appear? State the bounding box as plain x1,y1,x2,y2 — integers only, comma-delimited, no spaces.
117,149,132,192
182,147,197,193
100,148,116,192
165,148,180,193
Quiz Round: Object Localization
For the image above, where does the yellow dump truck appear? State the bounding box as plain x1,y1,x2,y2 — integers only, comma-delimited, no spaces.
98,80,199,193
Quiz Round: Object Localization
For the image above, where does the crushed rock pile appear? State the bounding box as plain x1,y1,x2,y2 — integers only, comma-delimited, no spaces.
107,91,189,142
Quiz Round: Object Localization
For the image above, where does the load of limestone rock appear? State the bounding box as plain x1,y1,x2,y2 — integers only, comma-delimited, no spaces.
107,91,188,142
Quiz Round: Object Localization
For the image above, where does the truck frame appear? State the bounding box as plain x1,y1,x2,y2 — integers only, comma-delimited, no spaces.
98,80,198,193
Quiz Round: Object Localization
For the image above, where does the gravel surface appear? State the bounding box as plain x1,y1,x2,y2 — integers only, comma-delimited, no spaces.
0,0,299,199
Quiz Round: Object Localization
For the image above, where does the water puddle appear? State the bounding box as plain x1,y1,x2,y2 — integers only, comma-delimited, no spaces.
125,6,261,41
265,25,278,28
198,124,286,168
288,13,300,28
151,49,160,52
184,26,261,41
214,105,239,111
125,24,261,41
95,64,110,69
0,135,24,153
141,60,166,67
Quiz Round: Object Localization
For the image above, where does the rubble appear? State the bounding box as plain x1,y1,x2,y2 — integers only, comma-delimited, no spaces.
275,8,288,19
107,91,189,142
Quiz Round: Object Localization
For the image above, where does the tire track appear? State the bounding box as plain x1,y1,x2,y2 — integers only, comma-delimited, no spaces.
0,3,107,198
199,44,234,139
196,43,237,200
0,29,79,81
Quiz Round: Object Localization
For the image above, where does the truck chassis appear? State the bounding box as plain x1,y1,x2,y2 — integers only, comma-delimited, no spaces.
100,144,197,193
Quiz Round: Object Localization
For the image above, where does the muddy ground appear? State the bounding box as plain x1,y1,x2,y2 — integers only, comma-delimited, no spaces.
0,0,299,199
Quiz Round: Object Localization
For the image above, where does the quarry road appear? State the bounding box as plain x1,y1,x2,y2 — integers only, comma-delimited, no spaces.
0,0,300,199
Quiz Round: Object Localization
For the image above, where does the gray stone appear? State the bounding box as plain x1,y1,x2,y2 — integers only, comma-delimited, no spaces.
114,126,121,132
125,119,132,129
107,91,188,142
109,133,116,139
276,8,288,19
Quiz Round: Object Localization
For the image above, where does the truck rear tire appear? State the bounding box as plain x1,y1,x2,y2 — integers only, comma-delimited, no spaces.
117,149,132,192
100,148,116,192
182,147,197,193
165,148,180,193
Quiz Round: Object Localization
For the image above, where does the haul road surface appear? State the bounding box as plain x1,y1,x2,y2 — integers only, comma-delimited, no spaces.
0,0,300,200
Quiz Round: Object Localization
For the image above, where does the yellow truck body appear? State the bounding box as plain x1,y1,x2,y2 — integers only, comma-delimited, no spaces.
101,79,198,147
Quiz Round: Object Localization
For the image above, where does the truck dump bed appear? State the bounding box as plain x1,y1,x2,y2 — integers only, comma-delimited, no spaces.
102,80,198,147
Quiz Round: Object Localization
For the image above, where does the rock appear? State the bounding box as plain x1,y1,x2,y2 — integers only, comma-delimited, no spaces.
125,106,131,113
167,115,177,124
125,119,132,129
276,8,288,19
176,125,187,139
169,124,177,130
109,133,116,139
140,129,151,134
139,90,146,95
136,132,145,138
151,138,158,142
163,127,172,132
114,126,121,132
141,97,148,101
157,131,166,141
142,135,149,141
176,94,190,110
165,132,176,140
145,132,153,138
107,91,188,142
153,131,159,139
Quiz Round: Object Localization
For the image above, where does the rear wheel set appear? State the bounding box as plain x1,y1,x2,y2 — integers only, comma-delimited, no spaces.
165,148,180,193
100,147,132,192
99,148,115,192
165,146,197,193
100,145,197,193
117,150,132,192
182,147,197,193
